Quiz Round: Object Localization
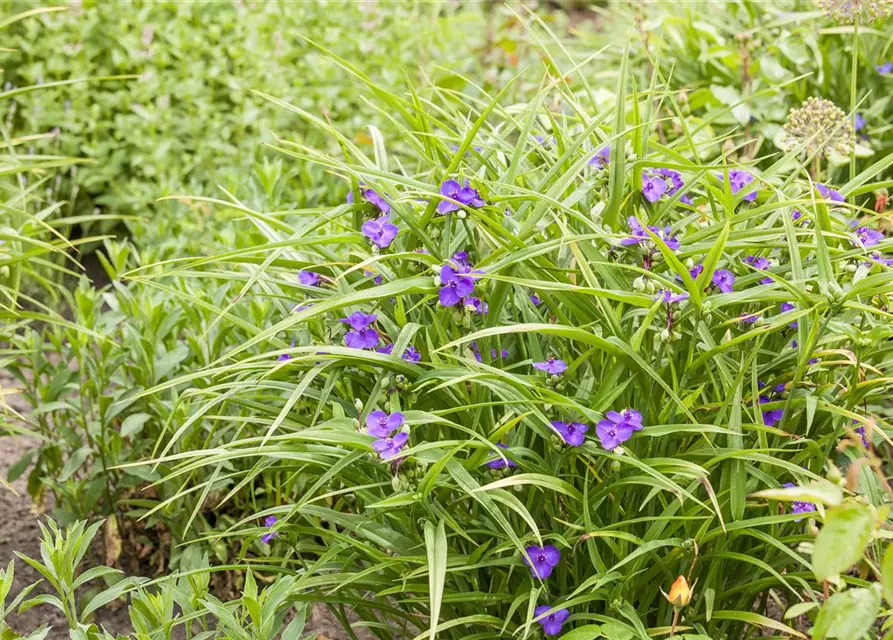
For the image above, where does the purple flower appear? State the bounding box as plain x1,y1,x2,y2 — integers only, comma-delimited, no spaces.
855,113,865,133
743,256,773,284
403,346,421,362
867,252,893,267
533,357,567,376
439,264,476,306
277,339,295,362
345,328,380,349
299,271,320,287
739,312,760,324
365,410,405,438
792,209,809,225
759,383,784,426
596,409,642,450
854,226,884,247
782,482,816,521
877,62,893,75
653,168,691,204
364,269,384,285
491,348,509,359
485,443,517,469
552,421,588,447
437,179,485,214
589,146,610,169
621,216,649,245
718,169,757,202
780,302,797,328
261,516,278,544
677,263,704,282
655,289,689,303
523,545,560,580
534,605,570,637
361,216,399,248
620,216,680,250
347,187,391,214
530,293,542,305
815,183,844,203
341,313,380,349
373,431,409,460
453,251,471,266
340,312,377,330
854,422,869,448
642,171,669,203
712,269,735,293
463,296,488,315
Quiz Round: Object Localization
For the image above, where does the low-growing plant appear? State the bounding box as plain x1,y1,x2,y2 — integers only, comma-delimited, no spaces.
106,23,893,638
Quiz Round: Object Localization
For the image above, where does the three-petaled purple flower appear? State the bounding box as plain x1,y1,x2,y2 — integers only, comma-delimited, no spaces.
365,410,405,437
261,515,278,544
530,293,542,306
780,302,797,328
782,483,816,521
373,431,409,460
815,183,844,203
792,209,809,225
361,217,399,249
718,169,757,202
533,357,567,376
439,264,476,306
347,187,391,214
485,443,517,469
596,409,642,450
642,171,668,203
654,168,693,204
877,62,893,75
298,270,320,286
712,269,735,293
552,421,588,447
523,545,560,580
341,312,380,349
437,179,486,215
854,226,884,248
589,146,610,170
621,216,681,250
534,605,570,637
743,256,773,284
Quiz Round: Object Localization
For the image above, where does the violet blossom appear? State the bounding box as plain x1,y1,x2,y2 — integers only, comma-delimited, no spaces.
782,482,816,521
485,443,517,469
437,179,486,215
365,410,405,438
533,357,567,376
743,255,773,284
361,216,399,249
347,187,391,214
815,183,844,203
261,515,278,544
523,545,560,580
589,146,610,170
552,421,589,447
712,269,736,293
340,312,380,349
299,270,320,286
596,409,642,450
534,605,570,637
373,432,409,460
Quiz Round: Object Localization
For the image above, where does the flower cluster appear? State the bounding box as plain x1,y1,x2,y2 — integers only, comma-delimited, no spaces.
622,216,681,250
596,409,643,450
759,382,786,427
641,169,692,204
437,179,486,215
366,410,409,460
717,169,757,202
817,0,893,23
439,253,484,307
781,97,854,158
340,312,380,349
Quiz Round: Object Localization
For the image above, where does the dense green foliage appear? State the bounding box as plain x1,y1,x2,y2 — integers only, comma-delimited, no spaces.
4,1,893,639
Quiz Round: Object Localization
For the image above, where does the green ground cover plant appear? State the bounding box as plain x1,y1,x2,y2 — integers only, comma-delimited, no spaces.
4,1,893,639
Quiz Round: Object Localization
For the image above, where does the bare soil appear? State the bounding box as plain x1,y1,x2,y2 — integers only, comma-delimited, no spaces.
0,376,364,639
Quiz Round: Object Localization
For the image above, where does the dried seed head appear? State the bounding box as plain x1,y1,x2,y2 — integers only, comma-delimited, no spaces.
817,0,893,23
781,97,854,158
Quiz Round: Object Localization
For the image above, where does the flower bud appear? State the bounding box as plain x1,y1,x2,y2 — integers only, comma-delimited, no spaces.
633,276,647,293
457,209,467,219
354,398,364,412
662,575,693,608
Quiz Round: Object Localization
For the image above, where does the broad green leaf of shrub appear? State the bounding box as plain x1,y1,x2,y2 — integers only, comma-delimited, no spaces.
813,502,875,581
811,585,881,640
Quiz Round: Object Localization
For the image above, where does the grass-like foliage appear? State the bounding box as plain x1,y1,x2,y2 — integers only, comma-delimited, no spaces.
117,22,893,640
4,2,893,639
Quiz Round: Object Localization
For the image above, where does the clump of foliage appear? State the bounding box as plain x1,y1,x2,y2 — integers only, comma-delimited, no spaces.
5,2,893,640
